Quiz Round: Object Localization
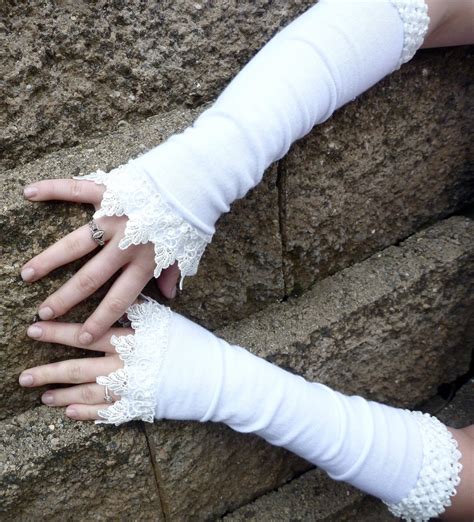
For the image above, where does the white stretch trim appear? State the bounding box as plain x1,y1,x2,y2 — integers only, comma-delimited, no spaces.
386,411,462,521
390,0,430,66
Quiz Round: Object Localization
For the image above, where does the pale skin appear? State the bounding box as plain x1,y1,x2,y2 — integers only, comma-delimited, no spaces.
19,0,473,518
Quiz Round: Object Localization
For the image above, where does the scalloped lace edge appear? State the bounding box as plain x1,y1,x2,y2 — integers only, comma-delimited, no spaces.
74,165,212,285
385,411,462,522
95,298,171,425
390,0,430,67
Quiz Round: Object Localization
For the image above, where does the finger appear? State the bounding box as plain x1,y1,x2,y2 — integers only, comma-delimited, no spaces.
42,383,120,407
26,321,133,353
157,262,180,299
19,355,120,388
37,240,126,321
21,219,113,283
65,403,108,421
79,262,152,345
23,178,104,205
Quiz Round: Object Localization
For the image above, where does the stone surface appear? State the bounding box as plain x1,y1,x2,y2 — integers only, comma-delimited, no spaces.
146,421,310,520
0,107,283,420
223,468,365,521
281,47,474,295
218,217,474,408
336,496,395,522
0,408,162,520
2,0,313,169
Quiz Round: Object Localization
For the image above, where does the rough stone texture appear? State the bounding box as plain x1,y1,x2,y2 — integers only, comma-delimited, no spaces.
281,47,474,295
146,421,311,520
0,408,162,520
219,217,474,407
223,468,365,521
0,108,283,420
2,0,313,169
336,496,395,522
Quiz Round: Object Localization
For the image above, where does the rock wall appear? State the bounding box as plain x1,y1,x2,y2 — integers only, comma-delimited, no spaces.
1,1,473,520
2,0,314,169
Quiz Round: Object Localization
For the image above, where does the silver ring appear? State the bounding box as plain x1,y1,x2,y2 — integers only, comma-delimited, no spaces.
104,386,113,404
89,219,105,246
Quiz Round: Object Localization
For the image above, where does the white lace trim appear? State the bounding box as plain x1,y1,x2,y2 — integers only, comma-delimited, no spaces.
385,411,462,522
95,298,171,425
75,165,212,286
389,0,430,67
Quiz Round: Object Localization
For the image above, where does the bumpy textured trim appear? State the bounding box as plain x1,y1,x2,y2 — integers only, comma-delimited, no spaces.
75,166,212,286
385,411,462,522
95,298,171,425
389,0,430,67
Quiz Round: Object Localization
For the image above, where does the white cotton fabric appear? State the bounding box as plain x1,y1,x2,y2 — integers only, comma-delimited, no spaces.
155,310,422,504
98,299,461,519
131,0,414,237
76,1,428,282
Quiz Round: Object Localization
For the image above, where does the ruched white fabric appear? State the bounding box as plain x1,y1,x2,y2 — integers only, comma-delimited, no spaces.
96,298,460,521
76,0,429,281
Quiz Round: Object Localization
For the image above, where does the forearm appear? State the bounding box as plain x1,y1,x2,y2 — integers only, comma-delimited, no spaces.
443,427,474,521
98,299,467,521
423,0,474,48
77,0,431,282
133,0,424,233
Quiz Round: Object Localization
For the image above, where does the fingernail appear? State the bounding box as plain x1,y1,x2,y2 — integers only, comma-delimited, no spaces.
38,307,54,320
24,186,38,198
170,286,177,299
79,332,93,345
19,373,34,386
21,267,35,282
66,407,77,418
27,325,42,338
42,393,54,405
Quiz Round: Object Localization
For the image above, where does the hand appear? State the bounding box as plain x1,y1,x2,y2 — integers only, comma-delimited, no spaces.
19,320,126,421
21,179,180,344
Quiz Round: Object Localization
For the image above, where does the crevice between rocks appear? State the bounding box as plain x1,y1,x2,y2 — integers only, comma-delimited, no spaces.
218,465,313,520
276,158,290,299
142,424,170,521
432,346,474,414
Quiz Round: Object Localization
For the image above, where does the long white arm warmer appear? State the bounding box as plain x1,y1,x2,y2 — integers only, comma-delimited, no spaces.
97,299,461,522
77,0,429,282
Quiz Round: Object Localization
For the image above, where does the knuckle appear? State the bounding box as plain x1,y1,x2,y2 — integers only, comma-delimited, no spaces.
70,179,82,199
77,272,99,294
50,179,63,198
107,297,127,316
37,323,52,341
67,363,83,384
35,367,50,385
81,385,96,404
49,292,67,315
84,317,105,337
64,236,82,257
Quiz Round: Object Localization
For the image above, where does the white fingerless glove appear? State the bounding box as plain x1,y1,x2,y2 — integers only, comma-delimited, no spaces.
97,298,461,522
76,0,429,285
